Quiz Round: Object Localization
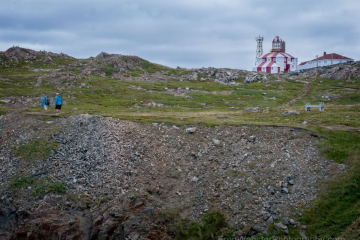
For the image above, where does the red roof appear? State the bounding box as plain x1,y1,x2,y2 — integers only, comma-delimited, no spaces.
299,53,353,65
272,36,283,43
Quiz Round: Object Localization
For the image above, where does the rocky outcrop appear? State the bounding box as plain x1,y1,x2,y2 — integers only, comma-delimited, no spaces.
179,67,249,85
297,61,360,81
0,196,161,240
0,46,70,63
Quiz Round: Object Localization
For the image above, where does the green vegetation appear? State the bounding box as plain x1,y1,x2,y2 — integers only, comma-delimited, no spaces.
300,131,360,238
100,64,120,76
13,139,59,161
127,67,144,77
33,181,67,195
175,210,231,239
1,53,360,238
10,175,67,195
139,58,171,74
10,175,35,188
155,209,232,239
48,181,67,194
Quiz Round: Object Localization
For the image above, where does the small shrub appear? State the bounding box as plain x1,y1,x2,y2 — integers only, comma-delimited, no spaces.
11,175,35,188
13,139,59,161
48,181,67,194
33,186,46,196
175,210,229,239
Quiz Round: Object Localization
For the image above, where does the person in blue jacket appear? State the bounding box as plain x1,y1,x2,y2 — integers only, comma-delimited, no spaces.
55,93,63,112
41,95,50,110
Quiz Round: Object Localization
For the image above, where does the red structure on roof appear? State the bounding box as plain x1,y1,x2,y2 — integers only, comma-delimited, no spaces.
272,36,283,43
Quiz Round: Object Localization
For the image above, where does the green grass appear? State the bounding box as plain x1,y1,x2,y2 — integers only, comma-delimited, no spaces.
10,175,67,195
175,210,230,239
13,139,60,161
33,181,67,195
48,181,67,194
139,58,171,74
100,64,120,76
318,131,360,163
10,175,35,188
300,131,360,238
155,209,231,239
2,55,360,238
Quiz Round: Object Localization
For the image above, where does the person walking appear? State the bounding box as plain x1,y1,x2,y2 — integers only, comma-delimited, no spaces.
55,93,63,112
41,95,50,110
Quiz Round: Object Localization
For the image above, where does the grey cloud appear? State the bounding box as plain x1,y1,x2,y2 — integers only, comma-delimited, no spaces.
0,0,359,70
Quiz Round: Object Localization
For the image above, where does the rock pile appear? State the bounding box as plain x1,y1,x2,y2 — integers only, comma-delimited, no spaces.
0,113,344,238
297,61,360,81
244,72,269,84
180,67,248,85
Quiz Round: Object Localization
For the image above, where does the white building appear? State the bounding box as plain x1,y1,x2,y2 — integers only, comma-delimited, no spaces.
298,52,354,70
253,36,298,74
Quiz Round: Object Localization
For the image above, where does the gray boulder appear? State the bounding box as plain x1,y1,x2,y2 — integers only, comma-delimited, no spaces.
244,72,260,83
191,73,198,81
282,110,300,115
186,127,197,133
213,139,221,145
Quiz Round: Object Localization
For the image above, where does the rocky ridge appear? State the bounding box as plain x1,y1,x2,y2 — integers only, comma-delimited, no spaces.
0,46,70,63
295,61,360,81
0,47,271,86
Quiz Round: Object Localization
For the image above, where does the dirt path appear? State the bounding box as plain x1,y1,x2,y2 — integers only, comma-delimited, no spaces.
285,81,311,107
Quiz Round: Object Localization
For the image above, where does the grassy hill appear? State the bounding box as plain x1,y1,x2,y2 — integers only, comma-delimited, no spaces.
0,47,360,239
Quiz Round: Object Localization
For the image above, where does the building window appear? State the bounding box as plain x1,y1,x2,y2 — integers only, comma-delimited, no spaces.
268,58,270,62
271,67,273,70
263,67,265,70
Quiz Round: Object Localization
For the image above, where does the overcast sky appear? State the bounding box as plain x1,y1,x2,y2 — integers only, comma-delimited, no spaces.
1,0,360,70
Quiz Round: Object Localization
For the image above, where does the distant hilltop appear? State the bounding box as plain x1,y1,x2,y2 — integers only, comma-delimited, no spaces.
0,46,70,63
1,46,359,83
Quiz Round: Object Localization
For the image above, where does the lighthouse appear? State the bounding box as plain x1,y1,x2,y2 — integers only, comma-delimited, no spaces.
253,36,298,73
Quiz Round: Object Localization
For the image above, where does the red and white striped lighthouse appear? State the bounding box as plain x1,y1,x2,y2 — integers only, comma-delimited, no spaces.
253,36,298,73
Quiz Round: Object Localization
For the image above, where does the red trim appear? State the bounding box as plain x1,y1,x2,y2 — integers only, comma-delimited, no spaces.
262,53,271,59
268,61,275,67
257,61,266,71
284,64,290,72
266,61,275,73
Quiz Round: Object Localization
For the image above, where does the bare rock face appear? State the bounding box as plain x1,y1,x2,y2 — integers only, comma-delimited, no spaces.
244,71,270,84
244,72,260,83
96,52,110,59
12,210,91,240
0,46,70,62
1,196,156,240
